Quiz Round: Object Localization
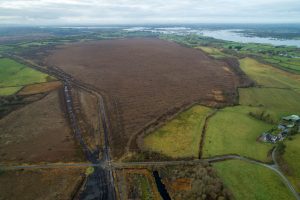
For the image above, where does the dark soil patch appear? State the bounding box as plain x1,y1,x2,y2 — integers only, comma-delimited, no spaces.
43,38,248,159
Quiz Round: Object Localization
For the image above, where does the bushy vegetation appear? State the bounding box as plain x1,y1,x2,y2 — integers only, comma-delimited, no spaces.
277,142,286,155
143,105,212,158
158,163,232,200
0,95,24,117
248,110,275,124
127,173,154,200
126,151,177,162
214,160,295,200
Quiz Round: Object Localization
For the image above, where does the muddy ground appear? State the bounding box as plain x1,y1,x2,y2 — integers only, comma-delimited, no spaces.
43,38,247,159
0,89,84,164
0,167,85,200
72,87,101,153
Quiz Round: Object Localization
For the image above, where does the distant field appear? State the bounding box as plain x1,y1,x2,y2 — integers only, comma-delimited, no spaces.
239,58,300,88
203,106,273,162
214,160,295,200
239,88,300,121
196,46,227,59
143,105,212,158
283,135,300,192
262,56,300,73
19,41,53,48
0,58,53,95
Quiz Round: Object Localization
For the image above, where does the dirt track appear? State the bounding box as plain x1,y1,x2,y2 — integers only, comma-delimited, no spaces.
44,38,244,159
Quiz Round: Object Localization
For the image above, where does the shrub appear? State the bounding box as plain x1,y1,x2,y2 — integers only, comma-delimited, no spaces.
277,142,286,155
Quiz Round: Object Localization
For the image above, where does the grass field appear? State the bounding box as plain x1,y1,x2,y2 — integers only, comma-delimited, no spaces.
143,105,213,158
0,86,22,96
0,58,52,95
203,106,273,161
196,46,227,58
239,58,300,89
214,160,295,200
283,135,300,192
239,88,300,121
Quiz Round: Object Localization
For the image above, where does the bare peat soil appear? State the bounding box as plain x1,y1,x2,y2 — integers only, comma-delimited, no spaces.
0,89,84,164
44,38,246,159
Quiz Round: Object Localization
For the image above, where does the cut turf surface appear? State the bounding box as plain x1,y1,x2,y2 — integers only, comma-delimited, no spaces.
214,160,295,200
143,105,212,158
203,106,273,162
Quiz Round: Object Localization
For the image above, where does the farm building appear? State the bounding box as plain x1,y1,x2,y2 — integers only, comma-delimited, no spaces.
259,115,300,143
260,133,278,143
282,115,300,122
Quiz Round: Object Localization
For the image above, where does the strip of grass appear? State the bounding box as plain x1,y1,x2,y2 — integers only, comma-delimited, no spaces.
0,86,22,96
143,105,213,158
239,58,300,89
214,160,295,200
239,88,300,121
283,135,300,192
203,106,273,162
196,46,227,58
0,58,50,88
18,81,62,95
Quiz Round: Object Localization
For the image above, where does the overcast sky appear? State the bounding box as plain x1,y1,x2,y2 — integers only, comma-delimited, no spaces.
0,0,299,25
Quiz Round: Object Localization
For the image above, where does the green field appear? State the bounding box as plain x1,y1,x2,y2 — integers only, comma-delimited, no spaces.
203,106,273,161
0,58,52,95
143,105,213,158
283,135,300,192
0,86,22,96
196,46,227,59
239,58,300,88
240,88,300,121
214,160,295,200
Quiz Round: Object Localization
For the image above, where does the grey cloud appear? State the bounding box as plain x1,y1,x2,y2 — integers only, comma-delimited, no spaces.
0,0,299,25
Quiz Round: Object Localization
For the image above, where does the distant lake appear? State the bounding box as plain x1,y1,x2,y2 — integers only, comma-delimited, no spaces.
200,30,300,47
124,26,300,47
